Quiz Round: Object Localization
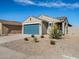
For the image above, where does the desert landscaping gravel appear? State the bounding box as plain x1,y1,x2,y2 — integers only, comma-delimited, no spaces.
0,27,79,59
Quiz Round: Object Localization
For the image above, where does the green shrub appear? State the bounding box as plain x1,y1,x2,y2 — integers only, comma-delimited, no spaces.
49,29,62,39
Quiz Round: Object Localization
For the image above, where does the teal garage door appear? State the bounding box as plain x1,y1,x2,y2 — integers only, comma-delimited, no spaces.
24,24,39,34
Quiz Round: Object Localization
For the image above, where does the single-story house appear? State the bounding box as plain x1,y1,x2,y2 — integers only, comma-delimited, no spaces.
0,19,22,36
22,15,69,36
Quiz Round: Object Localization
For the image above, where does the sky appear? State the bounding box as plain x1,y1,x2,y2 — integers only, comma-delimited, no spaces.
0,0,79,26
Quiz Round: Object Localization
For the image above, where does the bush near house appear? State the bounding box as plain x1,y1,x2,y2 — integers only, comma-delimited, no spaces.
31,35,39,43
24,37,29,41
49,25,62,39
50,40,56,45
33,37,39,43
40,35,44,38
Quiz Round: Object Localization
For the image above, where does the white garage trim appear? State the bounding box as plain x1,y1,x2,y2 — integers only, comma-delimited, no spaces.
22,23,42,36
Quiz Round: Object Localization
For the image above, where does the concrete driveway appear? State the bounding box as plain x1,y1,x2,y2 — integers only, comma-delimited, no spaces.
0,34,28,59
0,34,27,44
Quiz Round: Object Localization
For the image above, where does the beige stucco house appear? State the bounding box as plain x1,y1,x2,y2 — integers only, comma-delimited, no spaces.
22,15,69,36
0,20,22,36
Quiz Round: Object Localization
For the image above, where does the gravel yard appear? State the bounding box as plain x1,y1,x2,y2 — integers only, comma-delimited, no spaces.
0,27,79,59
0,38,53,56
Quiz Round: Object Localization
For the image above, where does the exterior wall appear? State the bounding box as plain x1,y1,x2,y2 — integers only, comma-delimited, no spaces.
2,24,22,35
62,22,65,35
0,23,2,35
39,21,42,36
47,26,51,34
22,17,42,36
47,22,53,34
8,25,22,34
42,21,48,34
62,21,68,35
66,21,68,34
22,24,24,34
66,24,68,34
24,17,41,24
2,24,9,35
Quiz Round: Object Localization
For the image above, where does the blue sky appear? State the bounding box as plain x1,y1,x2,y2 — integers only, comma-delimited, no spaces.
0,0,79,26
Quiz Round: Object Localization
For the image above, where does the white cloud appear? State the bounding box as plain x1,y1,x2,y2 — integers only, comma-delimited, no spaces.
14,0,79,8
14,0,35,5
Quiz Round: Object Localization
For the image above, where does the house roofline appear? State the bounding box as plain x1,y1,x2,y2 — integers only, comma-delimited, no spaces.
0,19,22,26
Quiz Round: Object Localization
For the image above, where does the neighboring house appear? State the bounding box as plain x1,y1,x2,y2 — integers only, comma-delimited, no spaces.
0,20,22,36
22,15,69,36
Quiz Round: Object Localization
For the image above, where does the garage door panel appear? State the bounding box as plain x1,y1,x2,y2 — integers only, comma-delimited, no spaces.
24,24,39,34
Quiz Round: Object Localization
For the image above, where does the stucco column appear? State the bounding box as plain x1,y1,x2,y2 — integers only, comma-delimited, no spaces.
62,22,65,35
22,23,24,34
66,23,68,34
67,25,68,34
39,22,42,36
64,23,66,35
